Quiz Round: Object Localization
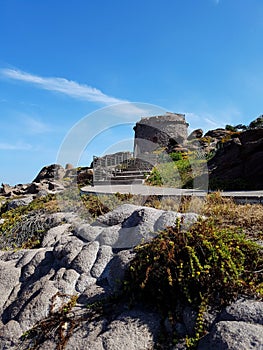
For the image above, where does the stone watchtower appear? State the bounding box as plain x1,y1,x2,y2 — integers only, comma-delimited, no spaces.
133,112,189,157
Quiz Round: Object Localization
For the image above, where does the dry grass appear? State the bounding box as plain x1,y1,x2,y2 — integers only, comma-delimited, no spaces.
141,192,263,240
202,192,263,240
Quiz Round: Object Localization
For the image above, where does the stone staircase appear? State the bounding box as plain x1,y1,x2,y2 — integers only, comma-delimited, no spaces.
110,170,147,185
94,156,157,185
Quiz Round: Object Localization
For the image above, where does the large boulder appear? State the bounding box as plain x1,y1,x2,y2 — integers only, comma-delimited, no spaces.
33,164,65,183
0,184,13,196
204,128,232,139
7,196,34,210
198,321,263,350
188,128,203,140
208,128,263,189
76,204,200,249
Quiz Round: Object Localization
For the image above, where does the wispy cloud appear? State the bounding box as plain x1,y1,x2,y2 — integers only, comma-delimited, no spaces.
184,112,225,132
23,116,50,134
0,67,155,118
184,112,220,130
0,141,32,151
1,68,127,105
204,117,221,127
184,106,242,132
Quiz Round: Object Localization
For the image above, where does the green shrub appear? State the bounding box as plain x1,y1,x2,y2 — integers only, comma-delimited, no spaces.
127,220,262,308
0,194,60,249
146,159,195,188
225,124,237,132
146,167,164,186
248,115,263,129
169,152,183,162
125,220,263,347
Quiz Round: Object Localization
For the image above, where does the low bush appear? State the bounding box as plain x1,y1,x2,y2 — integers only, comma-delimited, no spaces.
169,152,183,161
127,220,262,308
0,194,59,249
125,219,263,346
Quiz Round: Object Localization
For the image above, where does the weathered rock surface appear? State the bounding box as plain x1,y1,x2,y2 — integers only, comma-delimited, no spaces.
219,299,263,325
208,128,263,189
0,204,199,349
33,164,66,183
75,204,200,249
198,321,263,350
7,196,34,210
0,163,94,199
188,128,203,140
0,204,262,349
204,128,232,140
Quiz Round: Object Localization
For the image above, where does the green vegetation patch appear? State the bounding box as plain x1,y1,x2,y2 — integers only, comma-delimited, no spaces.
0,194,59,250
146,154,206,189
125,219,263,347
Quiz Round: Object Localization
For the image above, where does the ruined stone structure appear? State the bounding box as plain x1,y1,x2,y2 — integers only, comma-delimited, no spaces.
92,113,188,184
93,151,133,183
133,112,189,156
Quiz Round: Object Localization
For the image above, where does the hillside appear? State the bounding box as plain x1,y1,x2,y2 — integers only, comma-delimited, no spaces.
145,116,263,190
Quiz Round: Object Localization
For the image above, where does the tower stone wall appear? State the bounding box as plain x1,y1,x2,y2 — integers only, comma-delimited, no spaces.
133,112,188,156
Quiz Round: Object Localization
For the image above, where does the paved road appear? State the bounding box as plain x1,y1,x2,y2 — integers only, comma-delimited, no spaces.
82,184,206,196
81,184,263,202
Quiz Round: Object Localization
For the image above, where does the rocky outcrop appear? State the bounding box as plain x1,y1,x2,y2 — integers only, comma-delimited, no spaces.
0,205,199,349
33,164,66,183
0,180,64,198
0,203,262,349
188,128,203,140
198,300,263,349
0,165,65,198
190,128,232,156
208,128,263,190
204,128,232,140
0,164,93,198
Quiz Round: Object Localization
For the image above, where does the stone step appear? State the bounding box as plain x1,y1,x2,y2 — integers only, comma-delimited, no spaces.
93,178,144,186
114,169,148,173
112,175,145,180
110,178,144,184
119,168,152,172
113,171,147,176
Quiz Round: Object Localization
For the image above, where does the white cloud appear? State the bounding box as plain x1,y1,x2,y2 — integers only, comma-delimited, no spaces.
184,112,225,132
0,68,159,118
0,141,32,150
1,68,127,105
184,106,243,132
23,116,50,134
204,117,220,127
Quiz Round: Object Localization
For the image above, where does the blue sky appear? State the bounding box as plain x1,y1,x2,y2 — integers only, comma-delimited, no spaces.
1,0,263,185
